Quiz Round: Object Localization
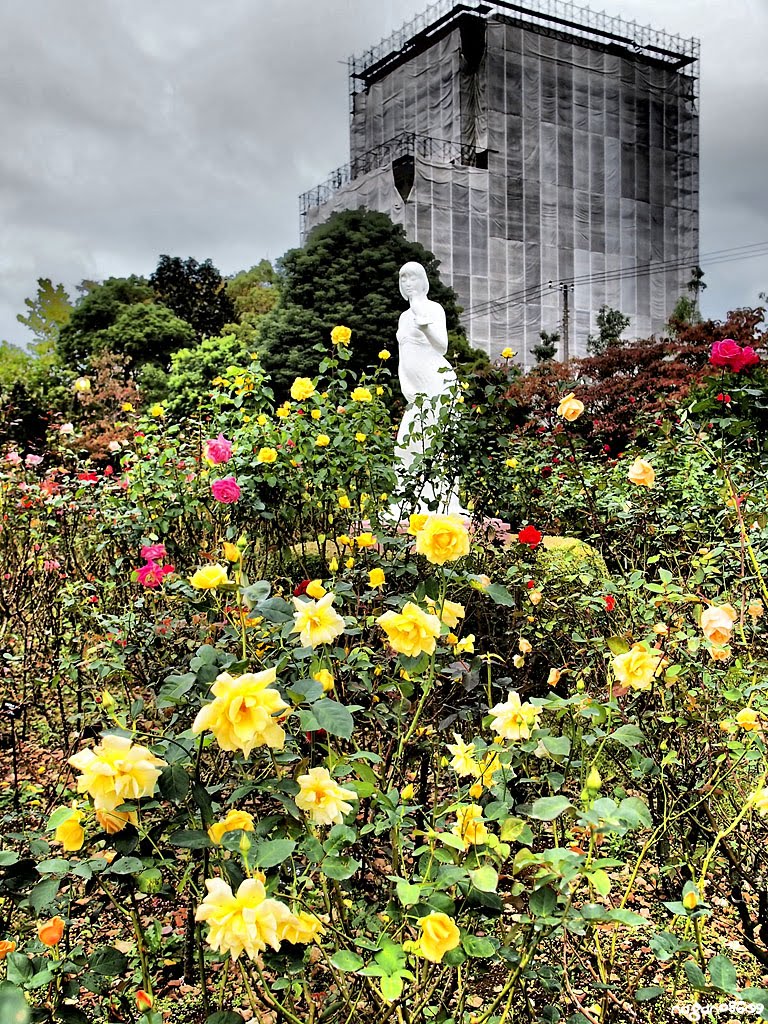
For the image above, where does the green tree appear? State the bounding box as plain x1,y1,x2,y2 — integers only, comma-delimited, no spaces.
0,340,34,388
162,331,254,417
57,276,153,367
102,303,195,366
586,305,630,356
150,255,234,341
16,278,73,348
258,209,466,394
533,329,559,364
227,260,278,324
667,294,701,336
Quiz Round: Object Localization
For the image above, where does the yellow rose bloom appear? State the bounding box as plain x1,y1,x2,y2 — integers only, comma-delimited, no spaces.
257,447,278,464
329,557,339,572
190,564,229,589
295,766,356,826
313,669,335,692
222,542,241,562
95,808,137,834
192,668,289,755
446,734,479,776
452,804,490,848
149,403,165,418
121,401,134,412
355,432,367,443
276,403,290,419
311,408,321,420
426,597,465,628
700,604,738,646
518,638,533,654
682,890,699,911
556,391,585,422
208,808,256,845
505,457,518,468
256,413,268,426
627,458,655,488
748,600,764,618
55,808,85,852
710,645,731,662
407,513,429,535
453,634,475,655
355,532,376,549
290,377,316,401
368,567,386,589
69,735,166,812
291,593,346,648
305,579,327,600
477,749,503,788
529,589,543,606
316,434,331,447
378,349,391,360
736,708,761,732
331,325,352,347
417,912,461,963
279,911,325,944
338,494,351,509
547,668,562,687
489,690,540,741
501,347,515,359
351,387,372,403
196,877,293,960
345,556,355,570
611,642,662,691
414,515,470,565
377,602,441,658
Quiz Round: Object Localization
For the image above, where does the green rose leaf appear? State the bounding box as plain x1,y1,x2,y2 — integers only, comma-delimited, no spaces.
526,796,572,821
89,945,129,976
311,699,354,739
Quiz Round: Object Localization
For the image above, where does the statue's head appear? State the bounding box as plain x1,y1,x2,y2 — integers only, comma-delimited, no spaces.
399,262,429,301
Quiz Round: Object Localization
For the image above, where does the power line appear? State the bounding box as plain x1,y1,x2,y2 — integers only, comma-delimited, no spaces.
461,240,768,322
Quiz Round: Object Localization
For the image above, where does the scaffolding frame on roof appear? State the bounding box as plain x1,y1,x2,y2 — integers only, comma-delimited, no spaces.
349,0,699,97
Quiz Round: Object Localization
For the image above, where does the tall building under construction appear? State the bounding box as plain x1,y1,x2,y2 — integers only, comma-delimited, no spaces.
299,0,699,365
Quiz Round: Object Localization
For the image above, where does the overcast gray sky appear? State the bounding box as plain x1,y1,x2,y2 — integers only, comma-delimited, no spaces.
1,0,766,350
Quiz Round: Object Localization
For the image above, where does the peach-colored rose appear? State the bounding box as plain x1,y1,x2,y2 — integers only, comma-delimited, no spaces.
700,604,738,646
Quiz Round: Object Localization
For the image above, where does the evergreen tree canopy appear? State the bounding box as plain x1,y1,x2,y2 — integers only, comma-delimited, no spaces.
57,276,153,367
227,260,278,323
150,255,234,341
258,209,465,394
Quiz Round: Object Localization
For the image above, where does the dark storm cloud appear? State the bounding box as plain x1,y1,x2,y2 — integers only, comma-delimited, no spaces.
1,0,766,348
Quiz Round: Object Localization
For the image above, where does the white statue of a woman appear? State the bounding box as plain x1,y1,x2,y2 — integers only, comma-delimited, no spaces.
390,262,466,518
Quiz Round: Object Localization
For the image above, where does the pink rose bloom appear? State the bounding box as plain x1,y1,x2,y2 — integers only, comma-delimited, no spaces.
136,562,175,588
25,454,43,467
141,543,167,562
211,476,241,503
6,451,21,466
734,346,760,372
204,434,233,464
710,339,744,370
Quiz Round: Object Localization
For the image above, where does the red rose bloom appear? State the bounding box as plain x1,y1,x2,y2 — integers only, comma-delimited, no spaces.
518,525,543,548
603,595,616,612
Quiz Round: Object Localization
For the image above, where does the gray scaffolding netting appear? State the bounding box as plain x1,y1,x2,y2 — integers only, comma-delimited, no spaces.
301,6,699,366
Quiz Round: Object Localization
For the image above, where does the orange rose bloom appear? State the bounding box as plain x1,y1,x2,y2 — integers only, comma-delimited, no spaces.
38,916,65,947
0,939,16,959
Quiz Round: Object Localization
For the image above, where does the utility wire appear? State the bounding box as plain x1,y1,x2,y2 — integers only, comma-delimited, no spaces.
461,240,768,322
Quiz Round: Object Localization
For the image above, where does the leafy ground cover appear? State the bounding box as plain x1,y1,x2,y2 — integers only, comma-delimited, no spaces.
2,331,768,1024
